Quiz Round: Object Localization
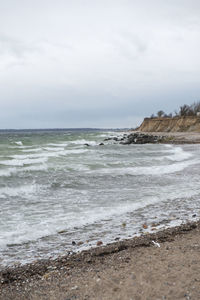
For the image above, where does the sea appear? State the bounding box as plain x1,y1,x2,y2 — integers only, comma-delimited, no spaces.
0,129,200,269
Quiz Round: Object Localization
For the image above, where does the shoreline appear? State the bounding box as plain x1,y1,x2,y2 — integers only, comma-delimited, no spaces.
136,131,200,144
106,131,200,145
1,219,200,299
1,134,200,299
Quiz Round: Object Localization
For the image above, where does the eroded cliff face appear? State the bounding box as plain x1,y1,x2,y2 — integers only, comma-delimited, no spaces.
138,116,200,132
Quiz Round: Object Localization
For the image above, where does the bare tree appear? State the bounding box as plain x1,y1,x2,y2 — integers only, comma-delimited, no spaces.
157,110,165,117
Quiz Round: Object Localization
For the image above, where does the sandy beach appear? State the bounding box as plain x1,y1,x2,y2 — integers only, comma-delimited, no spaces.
136,131,200,144
0,219,200,300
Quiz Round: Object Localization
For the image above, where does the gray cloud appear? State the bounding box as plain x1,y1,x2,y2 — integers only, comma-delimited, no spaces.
0,0,200,128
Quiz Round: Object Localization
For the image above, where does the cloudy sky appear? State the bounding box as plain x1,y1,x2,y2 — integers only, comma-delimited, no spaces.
0,0,200,128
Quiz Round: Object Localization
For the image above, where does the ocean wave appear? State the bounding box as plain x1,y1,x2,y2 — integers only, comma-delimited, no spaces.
0,168,17,177
21,148,42,153
69,139,98,146
0,157,48,166
165,146,193,161
0,184,40,198
0,163,48,177
47,143,69,147
14,141,23,146
92,159,199,176
42,147,65,151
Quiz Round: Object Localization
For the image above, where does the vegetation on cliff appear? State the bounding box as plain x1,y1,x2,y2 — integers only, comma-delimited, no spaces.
151,101,200,119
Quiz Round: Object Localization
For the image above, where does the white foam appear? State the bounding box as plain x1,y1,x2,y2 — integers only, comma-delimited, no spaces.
14,141,23,146
10,148,88,160
165,146,193,161
23,164,48,172
0,184,39,198
0,157,48,166
47,143,69,147
0,168,17,177
21,148,42,153
70,139,98,146
42,147,65,151
0,191,175,249
93,159,199,176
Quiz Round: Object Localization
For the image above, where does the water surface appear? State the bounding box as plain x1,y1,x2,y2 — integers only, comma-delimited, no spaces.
0,129,199,268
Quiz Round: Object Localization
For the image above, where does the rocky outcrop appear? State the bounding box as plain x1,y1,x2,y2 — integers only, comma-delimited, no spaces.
120,133,164,144
104,133,165,145
138,116,200,132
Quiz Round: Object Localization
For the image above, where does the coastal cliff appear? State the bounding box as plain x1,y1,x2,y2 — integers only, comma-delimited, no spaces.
138,116,200,132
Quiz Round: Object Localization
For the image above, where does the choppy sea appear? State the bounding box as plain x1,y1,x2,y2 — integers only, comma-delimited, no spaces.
0,129,200,268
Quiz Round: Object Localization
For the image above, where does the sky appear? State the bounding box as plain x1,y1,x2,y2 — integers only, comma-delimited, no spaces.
0,0,200,129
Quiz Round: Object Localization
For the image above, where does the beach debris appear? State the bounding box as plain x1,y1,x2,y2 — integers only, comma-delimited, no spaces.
72,241,76,246
142,224,148,229
71,285,78,290
152,240,161,248
96,241,103,246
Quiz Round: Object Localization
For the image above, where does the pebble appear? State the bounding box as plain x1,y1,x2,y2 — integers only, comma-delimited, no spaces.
71,285,78,290
96,241,103,246
142,224,148,229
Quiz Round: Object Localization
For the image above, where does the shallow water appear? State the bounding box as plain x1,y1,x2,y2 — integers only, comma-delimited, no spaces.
0,129,200,268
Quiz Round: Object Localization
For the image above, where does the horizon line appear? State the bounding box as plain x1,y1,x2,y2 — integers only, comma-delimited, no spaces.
0,127,132,131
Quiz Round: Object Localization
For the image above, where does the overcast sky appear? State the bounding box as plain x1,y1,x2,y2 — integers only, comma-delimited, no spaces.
0,0,200,128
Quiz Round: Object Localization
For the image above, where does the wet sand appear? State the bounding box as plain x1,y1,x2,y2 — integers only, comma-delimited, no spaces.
1,220,200,300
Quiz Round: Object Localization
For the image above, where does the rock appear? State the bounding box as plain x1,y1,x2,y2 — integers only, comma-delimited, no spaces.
72,241,76,246
192,214,197,217
84,143,90,146
99,143,104,146
58,229,66,234
142,224,148,229
120,132,164,145
96,241,103,246
122,222,126,228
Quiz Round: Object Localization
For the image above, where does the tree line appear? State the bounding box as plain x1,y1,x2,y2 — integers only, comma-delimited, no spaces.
150,101,200,118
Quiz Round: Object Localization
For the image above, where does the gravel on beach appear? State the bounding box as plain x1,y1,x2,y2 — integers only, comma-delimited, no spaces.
0,220,200,300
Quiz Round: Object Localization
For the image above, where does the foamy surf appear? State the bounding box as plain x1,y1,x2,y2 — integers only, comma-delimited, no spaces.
0,129,200,268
